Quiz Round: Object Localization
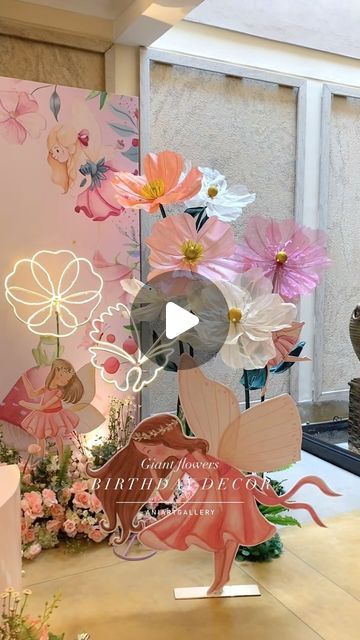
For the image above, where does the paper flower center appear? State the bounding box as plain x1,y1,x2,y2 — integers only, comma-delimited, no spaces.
275,250,288,264
228,307,242,324
181,240,204,264
140,179,165,200
207,185,219,198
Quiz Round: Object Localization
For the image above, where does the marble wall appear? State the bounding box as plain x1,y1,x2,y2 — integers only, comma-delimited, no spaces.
0,35,105,90
146,61,298,414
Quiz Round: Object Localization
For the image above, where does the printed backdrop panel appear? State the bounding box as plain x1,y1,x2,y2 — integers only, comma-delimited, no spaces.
0,77,139,449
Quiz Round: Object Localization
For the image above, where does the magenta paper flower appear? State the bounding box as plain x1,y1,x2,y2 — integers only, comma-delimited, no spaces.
145,213,241,281
75,159,126,222
0,91,46,144
236,216,330,300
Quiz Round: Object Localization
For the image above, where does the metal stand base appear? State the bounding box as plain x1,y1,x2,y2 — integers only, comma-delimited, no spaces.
174,584,261,599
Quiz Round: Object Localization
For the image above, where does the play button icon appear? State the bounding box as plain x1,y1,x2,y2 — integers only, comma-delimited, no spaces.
165,302,199,339
129,270,229,370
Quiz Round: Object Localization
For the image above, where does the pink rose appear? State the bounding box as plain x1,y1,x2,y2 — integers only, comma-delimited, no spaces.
88,527,106,543
23,542,42,560
50,503,64,519
22,473,32,486
46,519,62,534
21,492,44,520
73,491,91,509
71,480,88,493
63,519,77,538
42,488,57,507
90,493,103,514
60,488,71,503
24,528,36,543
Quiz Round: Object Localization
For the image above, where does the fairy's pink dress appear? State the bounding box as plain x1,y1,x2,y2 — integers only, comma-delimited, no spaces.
21,388,79,440
139,454,276,552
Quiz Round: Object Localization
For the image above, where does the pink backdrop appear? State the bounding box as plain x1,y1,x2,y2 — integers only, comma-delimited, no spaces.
0,77,139,448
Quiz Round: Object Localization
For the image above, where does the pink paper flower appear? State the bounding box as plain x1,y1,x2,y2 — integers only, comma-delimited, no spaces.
112,150,202,214
235,216,330,300
63,519,77,537
73,491,91,509
0,91,46,144
146,213,241,281
42,488,57,507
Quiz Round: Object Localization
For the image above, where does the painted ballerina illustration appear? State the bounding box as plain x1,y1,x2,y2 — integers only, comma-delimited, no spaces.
88,355,339,595
19,358,84,457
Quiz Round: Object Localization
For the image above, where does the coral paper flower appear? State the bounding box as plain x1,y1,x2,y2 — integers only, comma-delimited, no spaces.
145,213,241,281
112,150,202,213
5,250,103,337
0,91,46,144
184,167,255,221
236,216,330,300
192,269,296,369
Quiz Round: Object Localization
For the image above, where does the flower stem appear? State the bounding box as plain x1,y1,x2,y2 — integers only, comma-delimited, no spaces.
159,204,167,219
243,369,250,409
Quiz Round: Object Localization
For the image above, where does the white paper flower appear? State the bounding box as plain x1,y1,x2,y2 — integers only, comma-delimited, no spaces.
5,250,103,337
184,167,256,222
191,269,296,369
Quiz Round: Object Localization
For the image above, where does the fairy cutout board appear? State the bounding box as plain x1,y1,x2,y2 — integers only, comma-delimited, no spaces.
0,76,139,453
89,355,339,597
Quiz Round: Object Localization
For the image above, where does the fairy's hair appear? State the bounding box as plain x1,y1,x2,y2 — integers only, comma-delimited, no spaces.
47,124,82,194
87,413,208,543
45,358,84,404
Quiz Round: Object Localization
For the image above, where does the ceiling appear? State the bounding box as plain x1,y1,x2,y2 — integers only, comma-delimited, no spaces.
187,0,360,59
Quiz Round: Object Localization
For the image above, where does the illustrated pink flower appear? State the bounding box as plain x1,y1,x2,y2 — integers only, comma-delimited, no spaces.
235,216,330,300
92,251,133,306
23,542,42,560
63,519,77,537
42,488,57,507
112,151,202,213
146,213,241,281
75,159,126,221
71,480,89,494
0,91,46,144
73,491,91,509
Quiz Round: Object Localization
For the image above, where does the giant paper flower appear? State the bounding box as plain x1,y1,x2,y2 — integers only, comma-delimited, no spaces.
5,250,103,337
145,213,241,281
191,269,296,369
235,216,330,300
0,91,46,145
184,167,255,221
112,150,202,213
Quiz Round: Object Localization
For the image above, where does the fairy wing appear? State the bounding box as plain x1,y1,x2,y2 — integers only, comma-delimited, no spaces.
68,363,105,434
178,355,241,455
218,394,302,472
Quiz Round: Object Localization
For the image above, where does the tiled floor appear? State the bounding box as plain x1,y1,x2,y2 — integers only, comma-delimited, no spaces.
22,454,360,640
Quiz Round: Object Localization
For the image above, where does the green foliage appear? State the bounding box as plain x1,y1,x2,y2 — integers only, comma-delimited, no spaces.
56,446,72,488
237,532,283,562
0,427,21,464
90,439,118,468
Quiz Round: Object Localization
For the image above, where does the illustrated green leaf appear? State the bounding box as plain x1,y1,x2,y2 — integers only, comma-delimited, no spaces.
100,91,108,109
49,87,61,121
266,514,301,527
86,90,101,101
109,122,135,137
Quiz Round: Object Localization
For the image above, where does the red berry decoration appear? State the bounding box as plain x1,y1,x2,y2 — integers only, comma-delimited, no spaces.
132,138,139,147
123,336,138,355
103,357,120,374
106,334,116,343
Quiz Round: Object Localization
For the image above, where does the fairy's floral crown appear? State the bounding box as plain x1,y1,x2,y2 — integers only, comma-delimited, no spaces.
132,419,178,442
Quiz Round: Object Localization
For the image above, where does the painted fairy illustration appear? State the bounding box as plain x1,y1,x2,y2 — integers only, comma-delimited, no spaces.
19,358,84,457
88,355,340,595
